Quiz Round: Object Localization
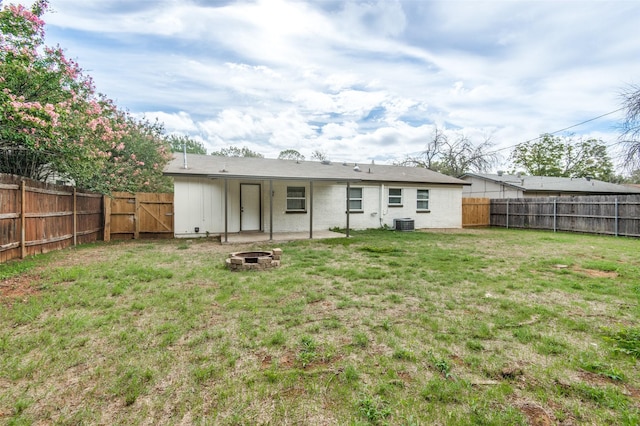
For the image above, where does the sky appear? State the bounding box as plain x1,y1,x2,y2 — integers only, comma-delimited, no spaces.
9,0,640,169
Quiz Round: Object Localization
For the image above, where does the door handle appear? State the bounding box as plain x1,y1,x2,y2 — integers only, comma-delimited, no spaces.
241,206,244,213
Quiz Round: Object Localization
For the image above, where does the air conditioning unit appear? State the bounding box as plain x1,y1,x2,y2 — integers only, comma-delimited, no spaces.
393,218,415,231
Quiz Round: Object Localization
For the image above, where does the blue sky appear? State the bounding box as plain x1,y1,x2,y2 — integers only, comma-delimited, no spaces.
10,0,640,169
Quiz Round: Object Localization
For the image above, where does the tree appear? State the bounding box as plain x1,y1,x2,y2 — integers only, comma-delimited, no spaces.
210,146,263,158
0,1,172,193
398,126,497,176
620,84,640,169
310,150,327,161
510,134,614,181
278,149,305,161
168,135,207,155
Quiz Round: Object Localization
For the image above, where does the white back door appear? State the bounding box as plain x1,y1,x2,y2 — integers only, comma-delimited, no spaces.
240,184,261,231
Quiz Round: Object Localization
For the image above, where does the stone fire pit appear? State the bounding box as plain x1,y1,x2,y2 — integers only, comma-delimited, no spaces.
226,248,282,271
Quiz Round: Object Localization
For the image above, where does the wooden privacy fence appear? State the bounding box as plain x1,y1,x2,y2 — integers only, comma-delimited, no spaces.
1,174,175,263
104,192,174,241
0,174,103,262
491,194,640,237
462,198,491,227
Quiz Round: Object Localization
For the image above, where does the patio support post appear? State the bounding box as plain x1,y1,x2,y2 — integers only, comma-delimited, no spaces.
346,181,350,238
224,178,228,243
309,180,313,239
269,180,273,241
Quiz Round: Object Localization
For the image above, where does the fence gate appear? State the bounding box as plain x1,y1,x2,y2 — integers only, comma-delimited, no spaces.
462,198,491,227
104,192,174,240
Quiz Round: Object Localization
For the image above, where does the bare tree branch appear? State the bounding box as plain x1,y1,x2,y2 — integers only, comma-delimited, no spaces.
397,126,497,176
620,84,640,169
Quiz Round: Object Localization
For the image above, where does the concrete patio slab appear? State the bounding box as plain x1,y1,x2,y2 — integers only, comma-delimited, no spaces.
220,230,346,244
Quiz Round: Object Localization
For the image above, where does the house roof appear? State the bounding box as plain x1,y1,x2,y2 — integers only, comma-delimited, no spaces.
461,173,640,194
164,154,468,185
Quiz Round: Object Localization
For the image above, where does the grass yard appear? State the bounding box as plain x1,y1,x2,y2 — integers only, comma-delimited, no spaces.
1,228,639,425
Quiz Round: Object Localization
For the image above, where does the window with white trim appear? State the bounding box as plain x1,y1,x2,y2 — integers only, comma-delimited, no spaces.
417,189,430,211
347,187,363,211
388,188,402,206
286,186,306,212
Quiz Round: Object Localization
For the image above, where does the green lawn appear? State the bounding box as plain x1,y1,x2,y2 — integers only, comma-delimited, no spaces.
1,228,639,425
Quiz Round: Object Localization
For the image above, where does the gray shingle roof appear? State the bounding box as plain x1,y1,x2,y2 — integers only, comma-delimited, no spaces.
164,154,468,185
462,173,640,194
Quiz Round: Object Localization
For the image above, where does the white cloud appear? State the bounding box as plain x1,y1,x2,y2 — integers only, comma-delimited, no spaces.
322,122,359,139
140,111,198,133
9,0,640,172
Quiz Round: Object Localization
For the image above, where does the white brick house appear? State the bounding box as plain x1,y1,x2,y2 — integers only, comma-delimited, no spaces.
164,154,468,239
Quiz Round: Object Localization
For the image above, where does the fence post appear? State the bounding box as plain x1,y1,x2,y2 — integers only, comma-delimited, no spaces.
506,199,509,229
553,199,557,233
103,195,111,242
20,180,26,259
73,187,77,246
615,197,619,237
134,193,140,240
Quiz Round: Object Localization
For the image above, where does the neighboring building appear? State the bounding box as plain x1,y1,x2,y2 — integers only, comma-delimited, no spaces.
461,173,640,198
164,154,469,238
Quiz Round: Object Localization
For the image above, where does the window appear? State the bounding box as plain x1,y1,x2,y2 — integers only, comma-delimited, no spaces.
286,186,306,212
388,188,402,206
347,187,363,211
417,189,429,211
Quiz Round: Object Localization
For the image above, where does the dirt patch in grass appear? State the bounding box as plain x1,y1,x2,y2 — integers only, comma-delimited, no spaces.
0,274,41,303
625,385,640,404
278,351,297,368
574,267,618,279
514,400,554,426
578,370,618,387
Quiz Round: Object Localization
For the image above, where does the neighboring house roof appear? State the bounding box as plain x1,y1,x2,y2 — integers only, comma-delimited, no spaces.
461,173,640,194
165,154,468,185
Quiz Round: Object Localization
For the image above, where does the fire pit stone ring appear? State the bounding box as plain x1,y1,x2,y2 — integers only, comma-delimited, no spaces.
226,248,282,271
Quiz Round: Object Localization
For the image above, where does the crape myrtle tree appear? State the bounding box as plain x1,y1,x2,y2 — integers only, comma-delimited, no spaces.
0,0,172,193
620,84,640,169
510,134,614,181
397,126,497,177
